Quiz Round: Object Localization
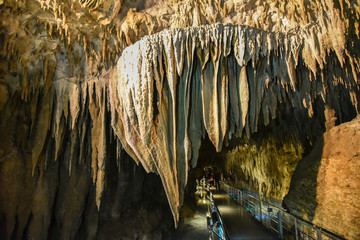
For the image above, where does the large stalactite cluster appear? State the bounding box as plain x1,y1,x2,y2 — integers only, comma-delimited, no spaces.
0,0,360,239
111,23,360,224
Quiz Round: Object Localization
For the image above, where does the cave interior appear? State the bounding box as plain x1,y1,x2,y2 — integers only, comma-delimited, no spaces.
0,0,360,239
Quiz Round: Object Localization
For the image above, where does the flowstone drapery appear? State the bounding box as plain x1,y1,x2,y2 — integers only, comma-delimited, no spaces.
1,0,360,238
110,24,360,224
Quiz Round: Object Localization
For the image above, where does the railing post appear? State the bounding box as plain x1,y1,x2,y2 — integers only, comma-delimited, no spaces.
259,198,262,223
245,191,247,207
294,218,299,240
316,227,322,240
267,208,271,229
277,211,283,239
240,190,243,205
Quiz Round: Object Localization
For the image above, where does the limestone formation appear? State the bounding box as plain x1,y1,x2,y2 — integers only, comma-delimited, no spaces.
0,0,359,239
111,24,359,224
284,116,360,240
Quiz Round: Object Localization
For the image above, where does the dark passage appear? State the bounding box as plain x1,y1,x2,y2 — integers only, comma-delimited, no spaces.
212,191,276,240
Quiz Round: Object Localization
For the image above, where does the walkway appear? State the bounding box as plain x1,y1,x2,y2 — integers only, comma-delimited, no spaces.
169,188,277,240
212,191,276,240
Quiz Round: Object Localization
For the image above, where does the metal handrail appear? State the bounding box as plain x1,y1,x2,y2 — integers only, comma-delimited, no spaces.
207,189,231,240
221,182,345,240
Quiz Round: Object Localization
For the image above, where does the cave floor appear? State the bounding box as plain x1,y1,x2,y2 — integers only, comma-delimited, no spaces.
167,189,277,239
212,191,276,240
169,193,210,240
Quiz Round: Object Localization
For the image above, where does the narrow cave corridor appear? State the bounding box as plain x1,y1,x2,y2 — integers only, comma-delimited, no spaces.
1,0,360,240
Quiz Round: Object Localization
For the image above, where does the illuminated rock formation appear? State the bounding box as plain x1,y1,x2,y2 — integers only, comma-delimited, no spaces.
0,0,359,239
284,114,360,240
111,23,359,224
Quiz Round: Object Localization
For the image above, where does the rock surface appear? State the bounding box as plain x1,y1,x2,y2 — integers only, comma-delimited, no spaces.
284,116,360,240
221,137,304,200
314,116,360,239
0,0,359,238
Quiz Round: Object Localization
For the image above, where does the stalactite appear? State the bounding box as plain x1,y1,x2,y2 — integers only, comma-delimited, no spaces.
1,0,360,238
110,24,360,225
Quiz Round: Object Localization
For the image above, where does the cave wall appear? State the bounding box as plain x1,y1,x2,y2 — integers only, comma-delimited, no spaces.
284,114,360,240
0,0,360,239
313,116,360,240
0,39,172,239
221,136,304,200
0,93,172,239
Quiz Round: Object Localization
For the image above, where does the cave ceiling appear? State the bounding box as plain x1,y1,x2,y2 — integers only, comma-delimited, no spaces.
0,0,359,227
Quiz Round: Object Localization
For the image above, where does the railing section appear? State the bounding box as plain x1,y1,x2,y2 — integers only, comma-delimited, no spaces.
221,182,344,240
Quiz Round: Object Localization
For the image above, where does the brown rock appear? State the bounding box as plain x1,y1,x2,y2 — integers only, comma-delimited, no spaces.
314,116,360,240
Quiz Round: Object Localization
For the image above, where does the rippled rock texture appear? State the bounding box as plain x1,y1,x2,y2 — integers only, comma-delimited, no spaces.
111,24,359,225
0,0,360,239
